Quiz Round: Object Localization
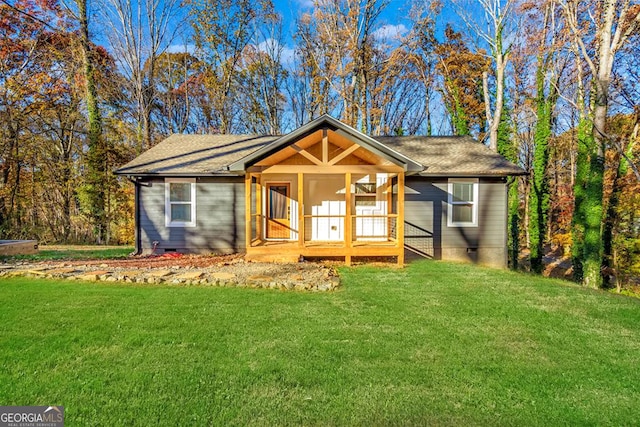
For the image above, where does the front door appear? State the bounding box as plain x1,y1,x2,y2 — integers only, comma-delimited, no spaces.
266,183,291,239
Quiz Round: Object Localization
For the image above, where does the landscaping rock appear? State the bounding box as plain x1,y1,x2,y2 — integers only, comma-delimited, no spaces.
174,271,204,281
118,270,142,279
47,268,78,275
210,272,236,281
2,254,341,292
148,270,173,278
77,273,100,281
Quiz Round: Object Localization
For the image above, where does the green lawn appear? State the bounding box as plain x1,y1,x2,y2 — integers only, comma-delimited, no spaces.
1,261,639,426
2,245,133,262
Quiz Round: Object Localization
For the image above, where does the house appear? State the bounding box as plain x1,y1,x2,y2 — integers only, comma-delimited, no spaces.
115,115,525,267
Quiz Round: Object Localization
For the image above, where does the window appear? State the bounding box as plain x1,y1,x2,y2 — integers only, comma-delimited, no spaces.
165,178,196,227
448,180,478,227
354,182,377,207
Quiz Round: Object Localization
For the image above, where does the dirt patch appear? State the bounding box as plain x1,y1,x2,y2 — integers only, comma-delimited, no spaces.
1,254,340,291
74,253,245,269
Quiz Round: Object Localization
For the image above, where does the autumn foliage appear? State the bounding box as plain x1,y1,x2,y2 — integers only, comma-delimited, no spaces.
1,0,639,289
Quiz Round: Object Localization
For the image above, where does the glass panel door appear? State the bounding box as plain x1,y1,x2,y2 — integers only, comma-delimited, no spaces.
266,183,290,239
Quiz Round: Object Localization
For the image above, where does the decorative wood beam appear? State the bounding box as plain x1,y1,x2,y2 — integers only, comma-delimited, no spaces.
248,165,404,174
292,143,323,165
322,129,329,164
327,144,360,166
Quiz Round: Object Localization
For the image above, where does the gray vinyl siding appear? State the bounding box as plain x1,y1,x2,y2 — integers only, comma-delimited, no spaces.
138,176,245,254
135,174,508,266
404,177,507,267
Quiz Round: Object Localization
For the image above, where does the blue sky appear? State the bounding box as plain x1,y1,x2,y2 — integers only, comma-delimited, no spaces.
161,0,467,60
274,0,417,34
251,0,463,65
241,0,457,63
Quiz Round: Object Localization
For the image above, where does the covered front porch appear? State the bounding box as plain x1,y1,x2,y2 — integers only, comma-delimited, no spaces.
244,170,405,266
230,117,421,267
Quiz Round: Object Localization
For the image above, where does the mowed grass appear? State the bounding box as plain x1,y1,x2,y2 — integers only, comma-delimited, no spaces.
1,261,639,426
2,245,133,262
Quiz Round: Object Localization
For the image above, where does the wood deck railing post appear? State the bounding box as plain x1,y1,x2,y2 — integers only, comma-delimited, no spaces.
387,174,393,239
345,172,352,266
245,174,252,252
256,174,262,242
397,172,405,266
298,172,304,248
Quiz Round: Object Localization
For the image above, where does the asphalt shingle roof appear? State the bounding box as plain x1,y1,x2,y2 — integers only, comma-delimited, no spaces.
115,134,278,175
374,136,525,176
115,133,524,176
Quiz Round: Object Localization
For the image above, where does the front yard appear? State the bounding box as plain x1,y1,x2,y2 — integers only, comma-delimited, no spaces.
1,260,639,425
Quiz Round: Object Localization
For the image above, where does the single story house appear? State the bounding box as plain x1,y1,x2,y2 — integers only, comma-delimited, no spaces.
115,115,524,267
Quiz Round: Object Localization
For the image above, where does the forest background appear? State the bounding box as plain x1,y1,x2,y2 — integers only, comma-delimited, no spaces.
1,0,638,290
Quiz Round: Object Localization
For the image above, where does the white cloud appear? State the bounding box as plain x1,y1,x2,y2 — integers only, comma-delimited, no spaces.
294,0,315,8
257,38,297,65
165,44,197,54
280,46,297,65
372,24,408,41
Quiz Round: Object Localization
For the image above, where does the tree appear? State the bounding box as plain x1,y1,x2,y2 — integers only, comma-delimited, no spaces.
154,52,201,134
237,16,287,135
187,0,274,134
561,0,640,287
520,0,562,273
1,0,126,243
101,0,182,150
435,26,489,137
0,0,67,237
292,0,388,132
368,46,426,136
76,0,108,243
604,113,640,288
453,0,514,151
404,1,441,136
291,9,339,124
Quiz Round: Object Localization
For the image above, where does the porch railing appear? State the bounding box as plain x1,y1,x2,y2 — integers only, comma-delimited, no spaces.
302,214,398,244
250,213,399,246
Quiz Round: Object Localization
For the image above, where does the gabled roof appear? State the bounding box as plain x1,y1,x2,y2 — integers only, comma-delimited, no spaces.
114,134,278,176
115,116,525,177
375,136,525,176
227,115,424,173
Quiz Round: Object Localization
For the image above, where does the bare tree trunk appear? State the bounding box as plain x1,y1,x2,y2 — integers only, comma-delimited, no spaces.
458,0,512,151
101,0,180,147
563,0,640,288
77,0,106,243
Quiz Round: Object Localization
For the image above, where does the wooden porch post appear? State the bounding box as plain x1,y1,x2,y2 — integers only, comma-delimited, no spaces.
387,175,393,237
256,174,262,242
397,172,405,266
345,172,352,266
298,172,304,248
245,173,252,251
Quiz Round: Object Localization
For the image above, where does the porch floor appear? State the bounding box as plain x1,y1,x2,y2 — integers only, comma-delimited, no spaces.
246,239,402,265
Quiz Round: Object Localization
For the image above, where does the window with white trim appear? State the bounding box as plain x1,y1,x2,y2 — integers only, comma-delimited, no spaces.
447,179,478,227
165,178,196,227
